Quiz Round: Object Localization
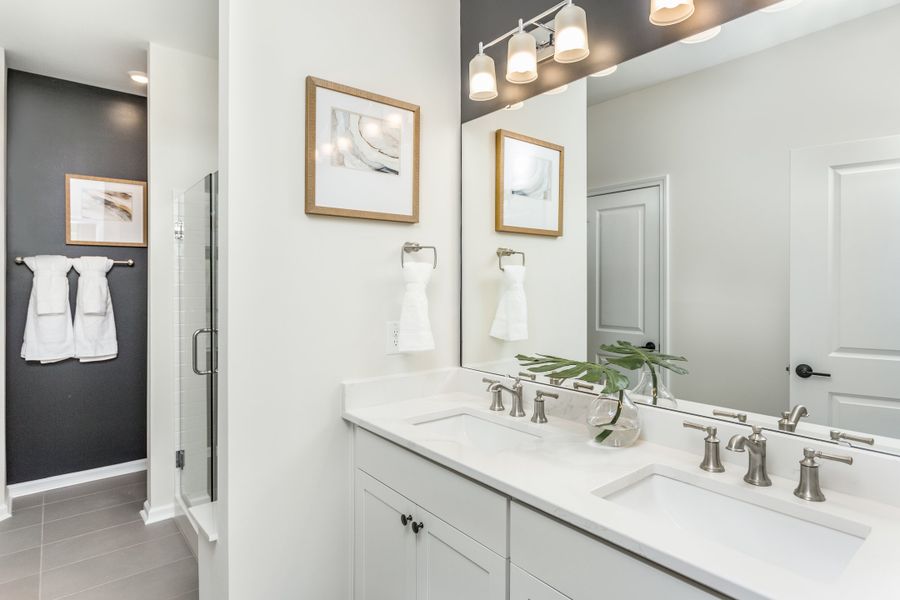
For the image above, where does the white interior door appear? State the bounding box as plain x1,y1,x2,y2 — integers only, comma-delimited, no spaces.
587,184,663,364
790,135,900,436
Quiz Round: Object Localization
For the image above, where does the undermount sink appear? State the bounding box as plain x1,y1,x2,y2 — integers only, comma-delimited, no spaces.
594,465,869,582
411,411,541,452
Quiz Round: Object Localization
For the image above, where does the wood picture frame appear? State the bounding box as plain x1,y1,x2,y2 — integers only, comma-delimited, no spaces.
305,76,420,223
495,129,564,237
65,174,148,247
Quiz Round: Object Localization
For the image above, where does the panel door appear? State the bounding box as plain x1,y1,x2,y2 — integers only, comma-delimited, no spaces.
415,506,506,600
790,135,900,436
510,564,572,600
587,185,662,364
355,470,417,600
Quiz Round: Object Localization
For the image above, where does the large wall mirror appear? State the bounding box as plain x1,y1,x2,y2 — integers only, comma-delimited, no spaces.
461,0,900,454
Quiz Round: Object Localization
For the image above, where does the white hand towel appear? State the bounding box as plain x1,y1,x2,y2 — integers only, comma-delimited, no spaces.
397,261,435,353
490,265,528,341
72,257,118,362
21,256,75,362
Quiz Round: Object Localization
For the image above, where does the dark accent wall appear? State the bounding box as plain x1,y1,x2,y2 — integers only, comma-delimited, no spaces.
6,70,148,484
460,0,781,122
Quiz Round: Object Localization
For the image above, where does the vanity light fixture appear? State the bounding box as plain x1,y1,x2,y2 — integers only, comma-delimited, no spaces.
467,0,591,101
543,84,569,95
649,0,695,26
128,70,149,84
680,25,722,44
761,0,804,13
590,64,618,77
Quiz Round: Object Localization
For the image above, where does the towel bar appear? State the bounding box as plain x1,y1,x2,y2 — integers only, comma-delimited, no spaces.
497,248,525,271
15,256,135,267
401,242,437,269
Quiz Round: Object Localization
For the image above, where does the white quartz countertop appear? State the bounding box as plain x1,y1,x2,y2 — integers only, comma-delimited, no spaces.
344,391,900,600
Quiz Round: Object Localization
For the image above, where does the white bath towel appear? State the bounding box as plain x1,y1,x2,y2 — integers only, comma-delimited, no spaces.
21,255,75,363
72,257,118,362
397,261,435,353
490,265,528,341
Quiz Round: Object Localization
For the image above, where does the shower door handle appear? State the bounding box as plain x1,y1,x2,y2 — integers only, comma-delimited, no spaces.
192,328,215,375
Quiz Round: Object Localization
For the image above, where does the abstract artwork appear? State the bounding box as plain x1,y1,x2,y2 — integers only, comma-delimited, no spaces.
66,174,147,247
495,129,564,236
306,76,420,223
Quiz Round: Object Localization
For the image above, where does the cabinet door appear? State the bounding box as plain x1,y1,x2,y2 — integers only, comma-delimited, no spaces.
355,471,417,600
510,564,571,600
415,506,506,600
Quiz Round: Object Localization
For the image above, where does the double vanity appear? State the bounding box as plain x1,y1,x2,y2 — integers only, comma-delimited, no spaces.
343,368,900,600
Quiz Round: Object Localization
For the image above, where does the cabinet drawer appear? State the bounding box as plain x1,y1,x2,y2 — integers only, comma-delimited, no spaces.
510,564,571,600
355,427,508,556
510,502,720,600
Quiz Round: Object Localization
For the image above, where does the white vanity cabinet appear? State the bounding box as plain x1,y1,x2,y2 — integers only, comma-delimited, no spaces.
510,565,572,600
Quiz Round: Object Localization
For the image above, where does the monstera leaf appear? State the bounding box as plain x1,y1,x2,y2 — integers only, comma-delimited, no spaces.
598,341,688,404
515,354,630,394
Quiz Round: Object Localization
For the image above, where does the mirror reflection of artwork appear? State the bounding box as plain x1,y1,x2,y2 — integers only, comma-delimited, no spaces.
66,174,147,247
495,129,564,236
306,76,420,223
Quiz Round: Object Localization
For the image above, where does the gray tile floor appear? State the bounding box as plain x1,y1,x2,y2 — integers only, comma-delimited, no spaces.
0,471,198,600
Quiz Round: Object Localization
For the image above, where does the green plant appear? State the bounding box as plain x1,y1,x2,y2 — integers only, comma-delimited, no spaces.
515,354,629,394
598,341,688,405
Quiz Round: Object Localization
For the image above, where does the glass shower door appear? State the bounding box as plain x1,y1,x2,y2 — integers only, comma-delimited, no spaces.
176,172,218,507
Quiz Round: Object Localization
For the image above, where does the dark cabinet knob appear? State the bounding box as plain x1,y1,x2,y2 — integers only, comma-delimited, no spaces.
411,521,424,534
400,514,412,526
795,364,831,379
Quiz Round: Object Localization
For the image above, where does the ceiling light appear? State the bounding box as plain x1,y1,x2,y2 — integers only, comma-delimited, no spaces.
680,25,722,44
504,102,525,111
590,65,618,77
128,70,148,85
554,1,590,63
543,84,569,96
649,0,695,26
507,20,538,84
761,0,804,13
468,43,498,101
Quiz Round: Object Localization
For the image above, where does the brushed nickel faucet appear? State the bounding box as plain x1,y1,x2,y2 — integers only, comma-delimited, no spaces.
531,390,559,423
830,430,875,446
778,405,809,432
482,378,505,411
482,374,531,417
793,447,853,502
726,426,772,486
683,421,725,473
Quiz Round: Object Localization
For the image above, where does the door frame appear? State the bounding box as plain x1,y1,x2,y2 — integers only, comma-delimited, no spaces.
587,176,670,375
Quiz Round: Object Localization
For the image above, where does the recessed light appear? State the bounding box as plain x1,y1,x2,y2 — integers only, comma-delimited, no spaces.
761,0,803,13
680,25,722,45
543,84,569,96
590,65,618,78
504,102,525,111
128,70,148,84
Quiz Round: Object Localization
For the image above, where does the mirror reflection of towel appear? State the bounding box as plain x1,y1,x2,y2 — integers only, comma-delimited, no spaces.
398,262,435,353
490,265,528,342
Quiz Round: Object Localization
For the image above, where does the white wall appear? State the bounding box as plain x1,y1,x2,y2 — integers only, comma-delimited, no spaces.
462,80,587,371
218,0,460,596
146,43,218,522
0,47,8,520
586,6,900,414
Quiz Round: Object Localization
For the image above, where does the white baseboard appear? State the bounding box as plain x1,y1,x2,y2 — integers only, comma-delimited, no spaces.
141,499,176,524
7,459,147,498
0,502,10,522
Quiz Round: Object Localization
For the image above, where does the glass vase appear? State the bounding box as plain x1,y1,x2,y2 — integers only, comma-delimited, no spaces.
585,390,641,448
630,365,677,408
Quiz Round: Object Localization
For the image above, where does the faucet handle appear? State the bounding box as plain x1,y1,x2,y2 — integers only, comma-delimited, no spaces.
801,447,853,467
573,381,594,392
516,371,537,381
482,377,500,391
683,421,718,441
713,409,747,423
829,430,875,446
683,421,725,473
536,390,559,401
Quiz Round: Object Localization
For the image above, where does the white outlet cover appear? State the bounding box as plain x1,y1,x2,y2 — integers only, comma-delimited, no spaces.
385,321,400,355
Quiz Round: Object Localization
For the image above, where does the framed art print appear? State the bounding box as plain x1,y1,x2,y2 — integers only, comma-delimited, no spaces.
495,129,564,236
305,76,420,223
66,174,148,247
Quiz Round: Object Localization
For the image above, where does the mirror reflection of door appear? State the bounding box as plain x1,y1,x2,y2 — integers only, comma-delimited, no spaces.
790,135,900,436
587,181,665,386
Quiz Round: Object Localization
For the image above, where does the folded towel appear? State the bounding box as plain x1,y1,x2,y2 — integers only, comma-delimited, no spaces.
72,257,117,362
490,264,528,341
397,261,435,353
21,256,75,362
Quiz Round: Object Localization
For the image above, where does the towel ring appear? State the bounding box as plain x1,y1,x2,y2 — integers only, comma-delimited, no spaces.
401,242,437,269
497,248,525,271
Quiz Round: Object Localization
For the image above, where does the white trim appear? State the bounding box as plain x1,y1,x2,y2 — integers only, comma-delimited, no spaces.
0,502,10,522
140,499,176,524
7,459,147,498
587,175,671,385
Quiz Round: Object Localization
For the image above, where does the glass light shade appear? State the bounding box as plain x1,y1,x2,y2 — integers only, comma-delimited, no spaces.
468,51,498,101
554,2,590,63
506,30,538,84
649,0,695,26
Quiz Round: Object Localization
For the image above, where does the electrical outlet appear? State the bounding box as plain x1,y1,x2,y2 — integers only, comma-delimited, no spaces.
386,321,400,355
